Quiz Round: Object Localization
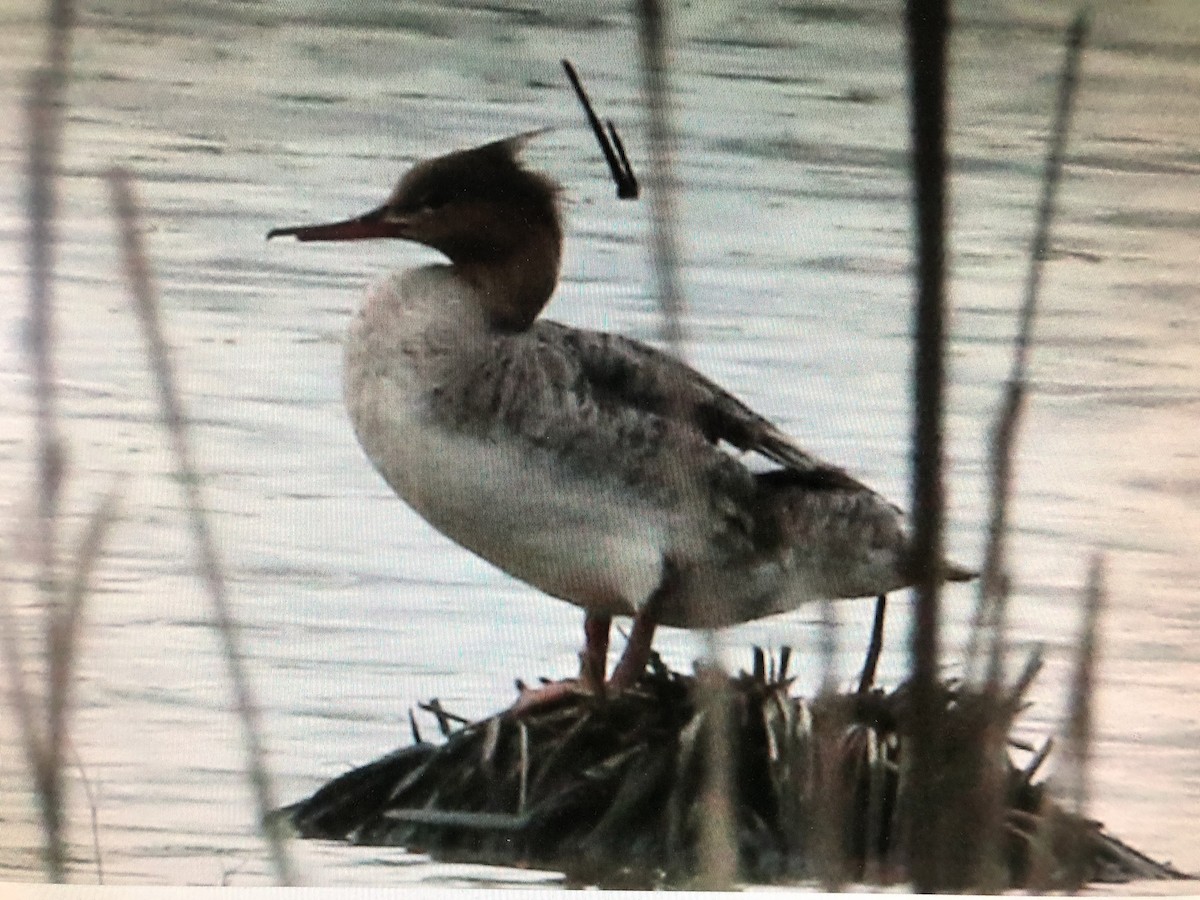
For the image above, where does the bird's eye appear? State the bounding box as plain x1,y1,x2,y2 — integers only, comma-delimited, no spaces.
413,189,451,212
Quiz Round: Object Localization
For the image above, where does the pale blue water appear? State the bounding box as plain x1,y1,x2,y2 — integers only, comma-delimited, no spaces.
0,0,1197,887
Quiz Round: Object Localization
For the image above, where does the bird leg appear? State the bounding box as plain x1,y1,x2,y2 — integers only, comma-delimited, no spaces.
857,594,888,694
510,608,659,714
510,612,611,715
579,612,612,695
608,605,658,691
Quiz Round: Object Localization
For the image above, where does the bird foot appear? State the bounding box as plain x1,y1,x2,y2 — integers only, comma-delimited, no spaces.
506,607,657,716
507,647,621,715
507,677,593,716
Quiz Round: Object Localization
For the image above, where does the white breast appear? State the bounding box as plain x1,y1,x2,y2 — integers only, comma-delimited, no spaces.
342,267,668,616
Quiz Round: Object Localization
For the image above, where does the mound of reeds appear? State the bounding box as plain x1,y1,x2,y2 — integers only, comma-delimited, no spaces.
277,650,1185,889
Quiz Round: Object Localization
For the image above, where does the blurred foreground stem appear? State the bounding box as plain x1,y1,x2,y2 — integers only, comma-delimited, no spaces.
108,169,297,886
903,0,951,889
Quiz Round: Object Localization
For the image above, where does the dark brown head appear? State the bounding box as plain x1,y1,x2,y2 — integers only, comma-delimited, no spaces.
269,132,563,330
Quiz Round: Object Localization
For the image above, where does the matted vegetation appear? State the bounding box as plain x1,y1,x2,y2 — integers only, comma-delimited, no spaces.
279,651,1186,889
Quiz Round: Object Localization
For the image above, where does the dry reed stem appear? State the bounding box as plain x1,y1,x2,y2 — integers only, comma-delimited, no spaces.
634,0,686,351
963,12,1089,889
24,75,68,882
813,695,849,889
45,480,123,824
106,168,297,885
16,0,79,880
813,592,840,888
1,480,122,883
0,541,46,824
26,73,65,602
47,482,122,767
1064,555,1104,812
25,2,74,601
634,0,735,886
1059,553,1105,887
560,59,639,199
67,737,104,883
968,11,1091,688
902,0,951,889
1026,555,1106,891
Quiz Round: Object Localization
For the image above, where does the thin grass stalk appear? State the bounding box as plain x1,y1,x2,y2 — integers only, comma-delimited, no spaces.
0,546,47,837
1024,789,1058,890
67,738,103,883
1059,553,1105,888
1064,555,1104,810
814,594,840,887
1,481,120,885
861,729,887,882
634,0,685,351
967,11,1091,687
25,1,74,601
966,15,1089,889
811,592,840,888
887,726,912,878
24,78,67,884
817,594,838,694
693,662,736,886
903,0,951,889
813,610,842,888
26,69,66,600
1026,557,1104,892
49,483,123,732
19,0,77,879
812,699,848,889
634,0,735,887
106,168,297,885
45,479,122,827
560,59,639,200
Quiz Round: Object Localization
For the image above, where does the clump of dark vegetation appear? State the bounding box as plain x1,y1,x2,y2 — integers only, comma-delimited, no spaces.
278,650,1185,889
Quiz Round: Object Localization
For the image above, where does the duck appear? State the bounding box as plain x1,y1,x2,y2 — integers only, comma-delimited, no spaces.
268,132,973,704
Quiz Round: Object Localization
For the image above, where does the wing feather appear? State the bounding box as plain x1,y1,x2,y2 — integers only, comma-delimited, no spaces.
538,321,869,492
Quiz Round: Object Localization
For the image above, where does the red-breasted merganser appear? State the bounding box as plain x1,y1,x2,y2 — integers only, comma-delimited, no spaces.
268,133,973,701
